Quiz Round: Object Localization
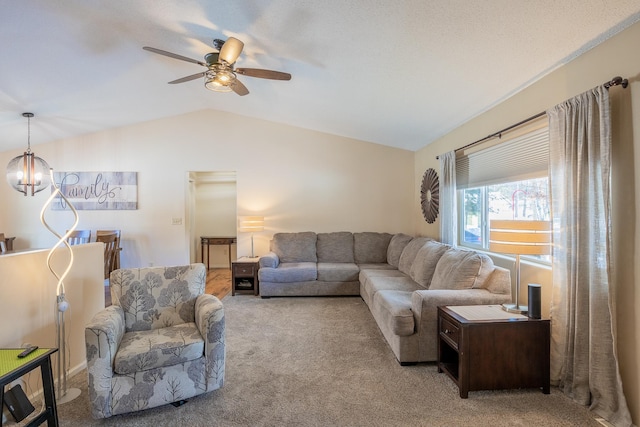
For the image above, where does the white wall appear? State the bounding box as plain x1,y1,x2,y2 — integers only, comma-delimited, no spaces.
414,20,640,424
0,110,415,268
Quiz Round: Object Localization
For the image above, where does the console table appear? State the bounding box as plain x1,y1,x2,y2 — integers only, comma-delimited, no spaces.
0,348,58,426
437,305,550,398
200,237,236,270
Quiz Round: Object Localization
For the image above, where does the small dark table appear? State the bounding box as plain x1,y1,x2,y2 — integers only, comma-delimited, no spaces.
200,236,236,270
0,348,58,426
437,305,550,398
231,257,260,296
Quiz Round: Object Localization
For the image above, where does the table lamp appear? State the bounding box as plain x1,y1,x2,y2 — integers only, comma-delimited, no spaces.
238,216,264,258
489,220,551,314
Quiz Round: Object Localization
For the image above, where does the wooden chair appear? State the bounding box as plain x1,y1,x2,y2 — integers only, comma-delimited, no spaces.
96,230,122,270
67,229,91,245
96,232,119,279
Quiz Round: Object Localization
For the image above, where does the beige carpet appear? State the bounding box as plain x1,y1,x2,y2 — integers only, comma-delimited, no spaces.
55,296,600,426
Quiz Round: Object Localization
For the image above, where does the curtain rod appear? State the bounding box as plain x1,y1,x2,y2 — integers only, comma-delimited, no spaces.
436,75,628,159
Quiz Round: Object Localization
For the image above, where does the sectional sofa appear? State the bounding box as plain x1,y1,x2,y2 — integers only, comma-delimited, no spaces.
258,232,512,364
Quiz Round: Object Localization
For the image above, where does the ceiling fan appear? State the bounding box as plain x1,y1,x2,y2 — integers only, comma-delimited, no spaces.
143,37,291,96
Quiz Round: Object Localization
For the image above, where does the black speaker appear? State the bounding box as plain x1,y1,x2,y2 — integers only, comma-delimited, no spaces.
3,384,35,422
528,284,542,319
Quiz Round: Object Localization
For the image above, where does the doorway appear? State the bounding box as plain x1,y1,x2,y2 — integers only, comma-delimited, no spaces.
187,171,238,267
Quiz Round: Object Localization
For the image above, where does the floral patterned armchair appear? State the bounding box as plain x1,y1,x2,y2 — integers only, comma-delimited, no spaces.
84,263,225,419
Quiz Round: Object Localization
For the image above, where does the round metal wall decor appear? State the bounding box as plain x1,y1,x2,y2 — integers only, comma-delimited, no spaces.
420,168,439,224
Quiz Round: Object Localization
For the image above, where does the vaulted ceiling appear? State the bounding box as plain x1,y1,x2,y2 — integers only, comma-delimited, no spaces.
2,1,640,152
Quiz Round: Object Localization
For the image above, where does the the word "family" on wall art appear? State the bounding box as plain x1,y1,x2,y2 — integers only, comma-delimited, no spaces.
52,172,138,210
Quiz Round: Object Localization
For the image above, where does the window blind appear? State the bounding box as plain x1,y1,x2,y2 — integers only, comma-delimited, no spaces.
456,126,549,189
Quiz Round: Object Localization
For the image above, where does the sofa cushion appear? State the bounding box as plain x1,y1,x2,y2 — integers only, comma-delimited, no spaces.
317,232,354,263
356,263,396,271
387,233,414,268
372,291,415,336
397,237,431,275
409,240,450,288
114,322,204,375
361,275,422,308
258,262,318,283
354,232,393,264
317,262,360,282
271,232,317,263
429,248,495,290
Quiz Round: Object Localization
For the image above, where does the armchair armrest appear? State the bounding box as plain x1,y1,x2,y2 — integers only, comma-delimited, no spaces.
195,294,225,345
85,305,125,369
84,305,125,419
195,294,225,391
259,252,280,268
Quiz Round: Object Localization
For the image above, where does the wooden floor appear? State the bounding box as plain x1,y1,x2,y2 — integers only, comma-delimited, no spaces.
105,268,231,307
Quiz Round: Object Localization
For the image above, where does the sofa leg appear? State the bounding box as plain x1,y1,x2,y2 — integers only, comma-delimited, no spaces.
399,361,417,366
171,399,188,407
261,296,271,299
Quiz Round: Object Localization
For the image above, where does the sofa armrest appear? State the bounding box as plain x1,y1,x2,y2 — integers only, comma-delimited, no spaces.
411,289,512,332
410,289,512,361
259,251,280,268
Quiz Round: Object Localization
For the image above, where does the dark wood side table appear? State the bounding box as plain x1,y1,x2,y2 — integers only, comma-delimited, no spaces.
200,236,237,270
0,348,58,426
231,257,260,296
437,305,550,398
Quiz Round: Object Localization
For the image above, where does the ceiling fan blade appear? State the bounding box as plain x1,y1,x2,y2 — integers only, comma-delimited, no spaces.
235,68,291,81
231,79,249,96
143,46,206,67
219,37,244,64
168,72,206,84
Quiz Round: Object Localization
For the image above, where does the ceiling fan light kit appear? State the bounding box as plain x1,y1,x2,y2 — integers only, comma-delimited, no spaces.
143,36,291,96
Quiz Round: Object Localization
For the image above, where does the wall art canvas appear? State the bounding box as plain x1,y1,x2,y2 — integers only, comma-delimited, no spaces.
52,172,138,210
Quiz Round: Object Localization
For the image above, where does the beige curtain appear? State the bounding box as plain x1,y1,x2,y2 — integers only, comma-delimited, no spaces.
439,150,457,246
548,86,632,426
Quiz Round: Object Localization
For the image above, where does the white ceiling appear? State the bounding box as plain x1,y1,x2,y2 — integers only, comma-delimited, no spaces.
2,1,640,153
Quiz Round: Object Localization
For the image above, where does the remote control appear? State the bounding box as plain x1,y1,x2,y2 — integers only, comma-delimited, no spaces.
17,346,38,358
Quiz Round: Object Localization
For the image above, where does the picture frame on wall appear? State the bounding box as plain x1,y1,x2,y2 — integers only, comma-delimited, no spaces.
52,171,138,210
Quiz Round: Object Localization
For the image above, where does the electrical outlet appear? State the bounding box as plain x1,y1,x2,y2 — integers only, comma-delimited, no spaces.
171,217,183,225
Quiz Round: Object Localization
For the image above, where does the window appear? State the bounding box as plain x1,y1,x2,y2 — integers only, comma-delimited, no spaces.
456,123,551,261
459,177,551,249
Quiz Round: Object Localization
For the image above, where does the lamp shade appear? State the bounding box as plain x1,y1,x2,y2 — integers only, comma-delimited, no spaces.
489,220,551,255
238,216,265,233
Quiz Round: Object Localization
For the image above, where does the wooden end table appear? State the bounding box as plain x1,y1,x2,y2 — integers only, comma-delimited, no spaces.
437,305,550,398
232,257,260,296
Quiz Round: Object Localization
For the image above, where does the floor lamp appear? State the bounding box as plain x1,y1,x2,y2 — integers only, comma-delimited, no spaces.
40,169,82,404
489,220,551,314
238,216,264,258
